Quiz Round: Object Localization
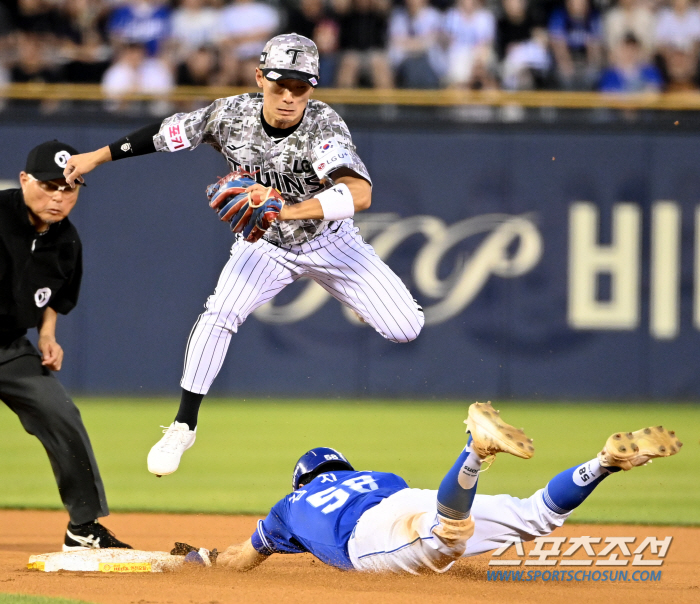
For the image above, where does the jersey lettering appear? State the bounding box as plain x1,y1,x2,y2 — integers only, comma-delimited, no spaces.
305,475,379,514
289,490,307,503
342,475,379,493
164,122,191,152
306,486,350,514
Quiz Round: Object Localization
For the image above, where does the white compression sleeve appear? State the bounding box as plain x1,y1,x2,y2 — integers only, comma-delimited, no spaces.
316,184,354,221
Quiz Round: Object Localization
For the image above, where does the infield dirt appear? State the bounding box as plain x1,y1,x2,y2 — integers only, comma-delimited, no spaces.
1,510,698,604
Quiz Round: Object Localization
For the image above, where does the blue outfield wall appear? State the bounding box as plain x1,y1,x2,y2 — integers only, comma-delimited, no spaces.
1,122,699,400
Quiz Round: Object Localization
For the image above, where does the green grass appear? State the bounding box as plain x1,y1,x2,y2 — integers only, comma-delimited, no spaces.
0,595,94,604
0,399,698,525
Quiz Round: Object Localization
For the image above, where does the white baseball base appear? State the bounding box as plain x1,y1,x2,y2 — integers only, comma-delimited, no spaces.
28,549,184,573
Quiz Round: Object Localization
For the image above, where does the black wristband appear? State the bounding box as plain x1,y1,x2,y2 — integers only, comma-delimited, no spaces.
108,122,161,161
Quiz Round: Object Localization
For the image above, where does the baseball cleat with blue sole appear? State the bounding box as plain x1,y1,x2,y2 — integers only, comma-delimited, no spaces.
464,401,535,460
598,426,683,471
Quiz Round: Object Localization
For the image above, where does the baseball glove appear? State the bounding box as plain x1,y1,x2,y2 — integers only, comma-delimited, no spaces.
207,170,257,222
206,171,283,241
236,186,284,243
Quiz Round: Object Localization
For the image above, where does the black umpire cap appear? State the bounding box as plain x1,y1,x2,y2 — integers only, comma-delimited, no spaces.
25,140,85,184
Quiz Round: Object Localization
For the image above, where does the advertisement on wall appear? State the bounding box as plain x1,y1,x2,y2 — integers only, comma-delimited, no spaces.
1,125,698,398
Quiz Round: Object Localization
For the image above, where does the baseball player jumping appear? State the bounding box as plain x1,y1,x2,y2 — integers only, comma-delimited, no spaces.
62,34,424,477
206,402,682,574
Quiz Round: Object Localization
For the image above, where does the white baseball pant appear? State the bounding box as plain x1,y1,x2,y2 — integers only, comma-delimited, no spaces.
181,222,424,394
347,488,570,574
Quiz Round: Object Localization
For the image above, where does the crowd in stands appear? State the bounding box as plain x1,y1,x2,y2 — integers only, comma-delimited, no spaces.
1,0,700,100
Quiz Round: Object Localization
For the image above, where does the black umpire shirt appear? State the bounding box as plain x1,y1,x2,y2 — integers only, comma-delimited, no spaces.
0,188,82,352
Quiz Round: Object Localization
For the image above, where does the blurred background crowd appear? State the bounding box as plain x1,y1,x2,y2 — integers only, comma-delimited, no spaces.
1,0,700,98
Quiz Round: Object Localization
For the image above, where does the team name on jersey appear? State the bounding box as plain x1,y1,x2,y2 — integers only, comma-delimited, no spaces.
227,159,325,198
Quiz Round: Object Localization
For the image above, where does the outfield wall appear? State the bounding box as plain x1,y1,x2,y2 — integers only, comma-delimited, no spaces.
2,121,699,399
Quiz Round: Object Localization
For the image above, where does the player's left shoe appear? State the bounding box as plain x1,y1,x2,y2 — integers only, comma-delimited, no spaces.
63,521,133,551
147,421,197,477
598,426,683,471
464,401,535,460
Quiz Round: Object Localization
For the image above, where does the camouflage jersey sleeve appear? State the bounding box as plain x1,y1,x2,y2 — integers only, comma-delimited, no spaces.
307,102,372,187
153,96,240,154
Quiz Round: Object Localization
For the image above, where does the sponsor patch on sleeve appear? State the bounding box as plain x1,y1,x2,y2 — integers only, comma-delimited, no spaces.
163,120,191,152
312,138,352,179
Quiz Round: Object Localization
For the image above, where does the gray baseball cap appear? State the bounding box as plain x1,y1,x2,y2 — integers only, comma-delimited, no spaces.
259,33,320,87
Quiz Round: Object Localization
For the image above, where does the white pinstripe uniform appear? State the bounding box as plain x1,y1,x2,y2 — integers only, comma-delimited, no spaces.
154,93,424,395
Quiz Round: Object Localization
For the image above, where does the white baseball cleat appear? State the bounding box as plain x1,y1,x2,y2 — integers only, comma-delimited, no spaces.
464,401,535,460
147,422,196,477
598,426,682,471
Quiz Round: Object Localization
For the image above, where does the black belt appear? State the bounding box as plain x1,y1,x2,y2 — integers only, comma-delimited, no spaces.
0,329,27,348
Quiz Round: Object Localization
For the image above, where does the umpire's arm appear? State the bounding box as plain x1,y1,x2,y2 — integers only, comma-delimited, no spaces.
37,307,64,371
217,539,269,571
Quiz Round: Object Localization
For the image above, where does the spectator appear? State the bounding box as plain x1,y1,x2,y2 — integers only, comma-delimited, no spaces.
598,32,663,91
286,0,327,40
10,31,59,83
284,0,340,86
102,42,173,113
176,44,218,85
170,0,220,61
497,0,550,89
56,0,112,83
217,0,280,86
443,0,496,88
655,0,700,55
335,0,393,88
548,0,603,90
0,3,15,76
388,0,443,88
107,0,171,57
15,0,60,36
0,3,15,38
313,19,342,86
664,46,699,90
603,0,655,59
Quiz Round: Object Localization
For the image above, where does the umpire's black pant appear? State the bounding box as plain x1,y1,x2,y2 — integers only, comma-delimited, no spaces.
0,337,109,524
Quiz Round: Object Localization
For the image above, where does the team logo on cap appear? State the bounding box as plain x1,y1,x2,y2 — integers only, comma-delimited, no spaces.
34,287,52,308
285,48,303,65
54,151,71,168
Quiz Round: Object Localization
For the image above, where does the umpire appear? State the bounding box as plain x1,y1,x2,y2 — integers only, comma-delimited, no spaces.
0,141,131,550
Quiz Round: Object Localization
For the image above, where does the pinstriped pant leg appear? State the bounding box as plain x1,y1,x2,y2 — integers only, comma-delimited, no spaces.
180,238,295,394
304,230,424,343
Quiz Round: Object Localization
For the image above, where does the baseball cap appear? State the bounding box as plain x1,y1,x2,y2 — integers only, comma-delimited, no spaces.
25,140,83,183
259,33,320,88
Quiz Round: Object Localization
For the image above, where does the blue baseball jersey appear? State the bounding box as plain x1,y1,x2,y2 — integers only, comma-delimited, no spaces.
250,470,408,570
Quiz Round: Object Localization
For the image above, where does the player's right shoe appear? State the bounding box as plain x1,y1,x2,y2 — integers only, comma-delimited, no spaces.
598,426,682,471
147,421,197,477
63,521,132,551
464,401,535,460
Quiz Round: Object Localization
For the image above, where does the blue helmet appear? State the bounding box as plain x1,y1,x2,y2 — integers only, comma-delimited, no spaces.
292,447,354,490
